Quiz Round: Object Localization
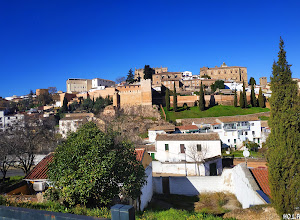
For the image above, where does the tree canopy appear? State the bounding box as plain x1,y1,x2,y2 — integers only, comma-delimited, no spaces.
48,122,146,207
199,83,205,111
143,65,155,80
211,80,225,92
267,38,300,216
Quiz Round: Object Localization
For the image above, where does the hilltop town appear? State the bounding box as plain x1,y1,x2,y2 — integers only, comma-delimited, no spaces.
0,61,299,219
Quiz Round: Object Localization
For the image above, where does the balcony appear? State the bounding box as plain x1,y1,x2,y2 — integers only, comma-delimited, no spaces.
237,125,250,130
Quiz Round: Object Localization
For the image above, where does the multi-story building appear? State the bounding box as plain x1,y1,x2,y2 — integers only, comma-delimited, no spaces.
66,78,93,93
134,66,168,80
152,72,182,90
200,62,248,85
190,115,262,149
0,110,25,130
91,78,115,89
153,133,222,176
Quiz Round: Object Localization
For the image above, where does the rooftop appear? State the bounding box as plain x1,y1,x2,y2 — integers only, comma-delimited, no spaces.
250,167,271,198
176,125,199,131
156,133,220,141
25,153,54,180
148,124,175,132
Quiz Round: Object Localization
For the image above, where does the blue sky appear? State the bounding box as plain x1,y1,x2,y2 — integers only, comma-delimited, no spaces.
1,0,300,97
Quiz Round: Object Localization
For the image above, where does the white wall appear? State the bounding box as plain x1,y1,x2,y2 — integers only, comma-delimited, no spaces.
153,168,234,196
152,159,222,176
153,164,267,208
148,130,166,143
155,140,221,163
232,163,266,208
139,164,153,211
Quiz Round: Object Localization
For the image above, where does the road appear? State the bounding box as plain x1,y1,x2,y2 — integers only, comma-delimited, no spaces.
0,169,25,178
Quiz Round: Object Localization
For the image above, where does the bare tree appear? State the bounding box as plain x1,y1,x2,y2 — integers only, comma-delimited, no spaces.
48,87,57,95
186,143,208,176
115,77,126,84
0,132,16,180
3,116,58,175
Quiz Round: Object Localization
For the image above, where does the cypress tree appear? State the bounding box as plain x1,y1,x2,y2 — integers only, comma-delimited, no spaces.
173,83,177,112
199,82,205,111
234,89,237,107
165,88,170,111
267,38,300,216
250,84,257,107
258,87,265,108
239,91,244,108
62,97,68,113
243,82,247,108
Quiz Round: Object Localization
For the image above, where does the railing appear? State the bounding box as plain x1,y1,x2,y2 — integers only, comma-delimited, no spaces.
237,125,250,130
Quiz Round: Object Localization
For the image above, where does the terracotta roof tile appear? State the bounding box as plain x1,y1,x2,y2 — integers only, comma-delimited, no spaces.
135,148,145,162
250,167,271,198
148,125,175,131
176,125,199,130
25,153,54,180
156,133,220,141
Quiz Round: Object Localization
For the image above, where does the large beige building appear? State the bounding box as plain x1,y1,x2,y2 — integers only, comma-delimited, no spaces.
134,66,168,80
200,62,248,85
66,79,92,93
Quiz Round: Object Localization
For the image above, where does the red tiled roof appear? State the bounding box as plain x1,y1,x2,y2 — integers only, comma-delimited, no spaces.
176,125,199,131
135,148,145,162
250,167,271,198
25,153,54,180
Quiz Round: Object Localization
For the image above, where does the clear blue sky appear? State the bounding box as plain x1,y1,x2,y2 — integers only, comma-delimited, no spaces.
1,0,300,97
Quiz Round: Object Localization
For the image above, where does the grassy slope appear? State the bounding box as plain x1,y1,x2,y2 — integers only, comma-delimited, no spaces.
164,105,270,121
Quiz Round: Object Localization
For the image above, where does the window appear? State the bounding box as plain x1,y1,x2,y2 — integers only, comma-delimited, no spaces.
251,123,254,126
234,139,236,144
258,138,260,143
165,144,169,151
197,144,202,152
180,144,185,153
228,139,230,143
252,131,255,135
245,132,248,135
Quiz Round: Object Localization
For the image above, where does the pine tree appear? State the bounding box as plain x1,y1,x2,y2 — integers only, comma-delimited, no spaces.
173,83,177,112
250,84,257,107
126,69,134,84
267,38,300,216
239,91,244,108
243,82,247,108
234,89,237,107
199,82,205,111
258,87,265,108
165,88,170,111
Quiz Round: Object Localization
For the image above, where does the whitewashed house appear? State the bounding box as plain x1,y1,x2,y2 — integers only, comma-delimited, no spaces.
148,125,175,143
153,133,222,176
0,110,25,131
192,115,262,149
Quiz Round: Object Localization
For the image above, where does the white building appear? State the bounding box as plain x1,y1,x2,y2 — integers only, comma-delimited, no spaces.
59,114,94,138
153,133,222,176
191,115,262,149
148,125,175,143
224,82,244,92
92,78,115,89
0,110,25,131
